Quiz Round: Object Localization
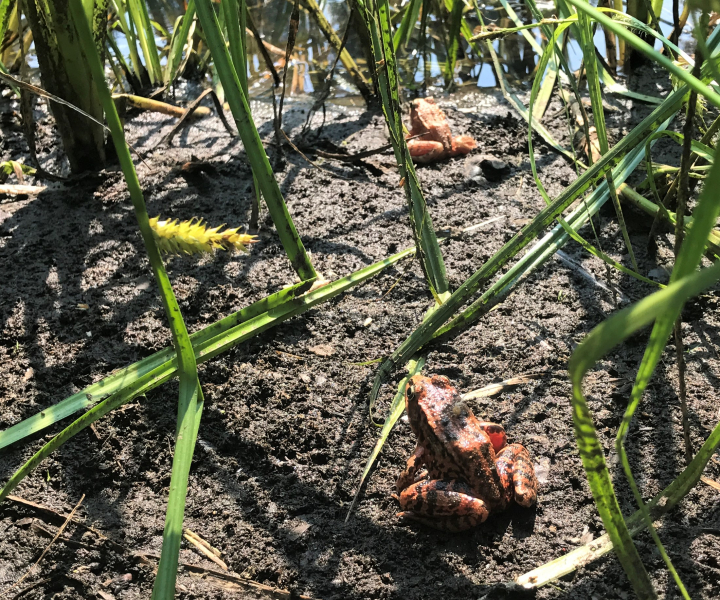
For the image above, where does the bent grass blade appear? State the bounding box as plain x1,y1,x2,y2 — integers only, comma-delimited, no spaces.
0,246,418,499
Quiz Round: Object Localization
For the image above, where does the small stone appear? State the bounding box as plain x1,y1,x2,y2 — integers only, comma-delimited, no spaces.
309,344,334,357
23,367,34,381
363,317,372,327
479,155,510,182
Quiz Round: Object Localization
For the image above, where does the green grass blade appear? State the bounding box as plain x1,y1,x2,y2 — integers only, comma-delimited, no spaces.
0,360,174,502
164,0,195,85
0,247,415,451
437,112,675,339
0,0,17,44
0,246,417,500
110,0,147,83
482,26,580,166
568,256,720,599
345,356,425,520
518,413,720,588
127,0,162,84
393,0,422,51
194,0,316,282
359,0,449,298
368,70,696,404
577,11,638,270
566,0,720,108
443,0,464,87
0,279,312,450
68,5,200,598
497,0,543,55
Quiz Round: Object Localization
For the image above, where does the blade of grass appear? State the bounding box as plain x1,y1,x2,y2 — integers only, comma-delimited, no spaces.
393,0,422,50
68,3,200,598
368,23,720,400
368,72,695,405
443,0,464,88
345,356,425,520
568,136,720,598
565,0,720,109
357,0,449,299
164,0,195,85
127,0,162,84
577,10,638,271
0,279,313,450
568,258,720,598
436,113,675,340
0,245,417,499
517,411,720,588
194,0,316,281
525,19,656,286
111,0,148,85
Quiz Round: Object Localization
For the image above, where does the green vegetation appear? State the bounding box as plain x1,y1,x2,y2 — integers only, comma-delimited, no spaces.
1,0,720,598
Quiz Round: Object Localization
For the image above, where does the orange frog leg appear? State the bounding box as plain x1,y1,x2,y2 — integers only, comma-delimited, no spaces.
449,134,477,157
476,421,508,453
396,444,428,493
397,479,490,532
406,139,447,164
495,443,538,508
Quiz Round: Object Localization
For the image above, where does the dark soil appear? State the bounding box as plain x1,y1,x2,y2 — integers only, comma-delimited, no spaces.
1,72,720,600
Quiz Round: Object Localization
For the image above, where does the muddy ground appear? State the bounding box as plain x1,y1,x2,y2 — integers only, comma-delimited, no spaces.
1,70,720,600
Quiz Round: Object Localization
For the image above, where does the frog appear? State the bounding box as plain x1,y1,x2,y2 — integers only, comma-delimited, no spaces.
394,374,537,531
406,98,477,164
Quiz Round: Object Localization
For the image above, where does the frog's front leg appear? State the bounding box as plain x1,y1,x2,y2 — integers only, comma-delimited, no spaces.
495,443,538,507
396,479,490,531
396,444,428,493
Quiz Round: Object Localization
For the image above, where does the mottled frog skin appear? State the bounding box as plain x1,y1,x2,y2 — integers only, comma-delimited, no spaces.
395,374,537,531
406,98,477,163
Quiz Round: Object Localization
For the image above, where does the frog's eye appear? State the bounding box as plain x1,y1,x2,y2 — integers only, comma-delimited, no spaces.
406,383,417,401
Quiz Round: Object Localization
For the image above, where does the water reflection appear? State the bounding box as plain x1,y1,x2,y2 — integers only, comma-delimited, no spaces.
11,0,699,103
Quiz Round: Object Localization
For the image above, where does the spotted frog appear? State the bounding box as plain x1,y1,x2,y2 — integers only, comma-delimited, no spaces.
406,98,477,164
395,374,537,531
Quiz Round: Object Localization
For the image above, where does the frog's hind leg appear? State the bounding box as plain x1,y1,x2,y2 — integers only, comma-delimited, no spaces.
397,480,490,531
476,422,508,453
496,444,538,507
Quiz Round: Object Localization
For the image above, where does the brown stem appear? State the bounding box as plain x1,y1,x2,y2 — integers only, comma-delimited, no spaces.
674,58,701,466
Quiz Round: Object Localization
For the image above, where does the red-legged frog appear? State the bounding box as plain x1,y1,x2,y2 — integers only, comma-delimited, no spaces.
406,98,477,164
395,374,537,531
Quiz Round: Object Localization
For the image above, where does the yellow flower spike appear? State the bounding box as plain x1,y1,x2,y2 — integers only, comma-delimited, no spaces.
149,216,258,256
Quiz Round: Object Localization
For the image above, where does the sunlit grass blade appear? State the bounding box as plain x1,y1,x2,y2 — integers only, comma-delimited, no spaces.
194,0,316,282
164,0,196,85
357,0,449,300
0,245,417,498
436,111,675,340
481,26,581,166
393,0,422,50
0,280,312,450
517,413,720,588
111,0,149,85
568,132,720,598
568,258,720,598
443,0,464,87
68,5,200,598
576,10,637,271
345,356,425,520
367,56,703,404
303,0,371,99
126,0,162,84
618,183,720,258
565,0,720,108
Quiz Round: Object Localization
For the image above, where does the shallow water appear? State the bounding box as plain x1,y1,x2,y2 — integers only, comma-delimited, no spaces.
143,0,696,103
21,0,696,104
